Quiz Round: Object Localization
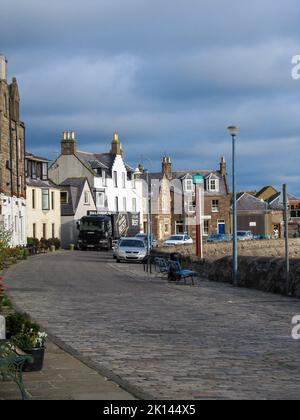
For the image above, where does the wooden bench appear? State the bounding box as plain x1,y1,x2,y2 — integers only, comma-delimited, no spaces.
0,340,32,400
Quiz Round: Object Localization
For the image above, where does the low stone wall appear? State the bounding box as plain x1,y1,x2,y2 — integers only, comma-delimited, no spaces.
196,257,300,298
159,238,300,260
152,248,300,298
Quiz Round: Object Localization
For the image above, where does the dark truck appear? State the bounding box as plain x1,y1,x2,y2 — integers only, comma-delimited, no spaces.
77,212,140,251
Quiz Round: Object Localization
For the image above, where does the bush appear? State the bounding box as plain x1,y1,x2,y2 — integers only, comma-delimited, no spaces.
48,237,61,250
0,226,12,251
40,238,50,250
27,237,39,247
6,312,40,337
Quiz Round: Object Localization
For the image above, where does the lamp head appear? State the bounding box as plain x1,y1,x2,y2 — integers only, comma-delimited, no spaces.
227,126,240,137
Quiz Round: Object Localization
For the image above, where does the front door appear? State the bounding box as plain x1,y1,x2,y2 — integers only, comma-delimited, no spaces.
218,222,226,234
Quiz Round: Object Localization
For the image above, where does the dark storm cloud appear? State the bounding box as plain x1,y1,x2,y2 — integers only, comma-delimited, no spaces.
1,0,300,195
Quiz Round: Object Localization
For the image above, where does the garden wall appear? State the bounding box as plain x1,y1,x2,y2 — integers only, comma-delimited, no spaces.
152,247,300,298
159,238,300,260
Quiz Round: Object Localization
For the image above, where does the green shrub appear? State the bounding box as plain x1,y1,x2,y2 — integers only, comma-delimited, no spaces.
27,237,39,247
6,312,40,337
48,237,61,250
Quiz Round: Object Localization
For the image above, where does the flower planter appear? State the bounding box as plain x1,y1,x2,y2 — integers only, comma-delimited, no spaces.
22,347,45,372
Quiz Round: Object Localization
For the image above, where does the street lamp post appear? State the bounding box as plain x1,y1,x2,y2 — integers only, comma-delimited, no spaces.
146,170,151,255
227,126,240,286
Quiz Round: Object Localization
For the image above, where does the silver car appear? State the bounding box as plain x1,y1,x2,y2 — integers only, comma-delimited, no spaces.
115,238,148,263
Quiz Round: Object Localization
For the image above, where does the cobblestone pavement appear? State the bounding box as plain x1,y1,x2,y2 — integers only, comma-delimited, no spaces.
5,251,300,400
0,340,135,400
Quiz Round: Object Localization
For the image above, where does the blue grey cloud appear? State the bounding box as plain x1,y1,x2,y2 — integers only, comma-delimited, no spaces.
1,0,300,195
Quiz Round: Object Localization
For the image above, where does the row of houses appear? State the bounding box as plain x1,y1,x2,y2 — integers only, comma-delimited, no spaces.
1,56,299,248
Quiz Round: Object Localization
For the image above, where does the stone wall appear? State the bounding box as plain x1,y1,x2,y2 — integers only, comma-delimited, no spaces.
159,238,300,260
153,240,300,298
199,256,300,298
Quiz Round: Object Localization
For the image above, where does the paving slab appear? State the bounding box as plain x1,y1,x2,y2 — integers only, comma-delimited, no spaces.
4,250,300,400
0,340,135,400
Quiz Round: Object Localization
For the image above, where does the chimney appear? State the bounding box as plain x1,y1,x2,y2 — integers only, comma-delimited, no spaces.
111,132,121,156
0,55,7,81
162,156,172,180
61,130,77,155
220,156,226,176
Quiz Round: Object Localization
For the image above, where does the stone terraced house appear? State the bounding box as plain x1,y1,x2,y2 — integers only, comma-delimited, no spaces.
0,55,26,246
140,156,231,241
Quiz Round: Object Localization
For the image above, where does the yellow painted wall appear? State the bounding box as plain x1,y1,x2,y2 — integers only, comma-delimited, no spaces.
26,186,61,239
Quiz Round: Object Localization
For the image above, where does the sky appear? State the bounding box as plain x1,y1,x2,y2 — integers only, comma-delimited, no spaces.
1,0,300,196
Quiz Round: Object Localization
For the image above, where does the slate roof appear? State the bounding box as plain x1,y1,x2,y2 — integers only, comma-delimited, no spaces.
140,169,228,196
75,151,134,176
236,193,269,211
26,178,59,189
267,192,299,211
60,177,91,216
26,152,51,163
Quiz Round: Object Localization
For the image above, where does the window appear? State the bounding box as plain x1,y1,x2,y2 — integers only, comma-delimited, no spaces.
33,223,36,239
42,223,47,238
52,223,55,238
212,200,219,212
165,224,169,234
123,197,127,211
3,94,8,116
42,189,50,210
113,171,118,187
204,220,209,236
96,192,105,208
42,162,48,180
31,162,37,179
18,138,21,160
51,191,55,210
132,198,137,212
188,199,195,213
208,178,219,192
185,179,193,191
32,189,36,209
84,191,90,205
102,170,106,187
122,173,126,188
61,191,68,204
115,197,119,211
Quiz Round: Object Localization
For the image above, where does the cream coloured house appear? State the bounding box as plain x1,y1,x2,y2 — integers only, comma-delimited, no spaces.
26,153,61,240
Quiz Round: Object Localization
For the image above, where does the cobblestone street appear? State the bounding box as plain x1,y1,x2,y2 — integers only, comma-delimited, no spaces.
5,251,300,399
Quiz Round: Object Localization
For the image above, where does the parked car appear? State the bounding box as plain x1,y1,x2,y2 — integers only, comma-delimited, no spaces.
163,234,194,247
207,234,232,243
237,231,254,241
115,237,148,263
135,233,157,249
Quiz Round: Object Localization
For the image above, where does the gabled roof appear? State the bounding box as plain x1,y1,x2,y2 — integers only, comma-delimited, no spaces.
140,169,228,196
60,177,94,216
267,192,299,210
75,151,134,176
236,192,269,211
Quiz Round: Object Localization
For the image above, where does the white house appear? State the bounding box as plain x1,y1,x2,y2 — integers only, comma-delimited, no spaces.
48,131,144,231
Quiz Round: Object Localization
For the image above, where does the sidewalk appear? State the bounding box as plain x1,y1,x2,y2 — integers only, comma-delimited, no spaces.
0,340,136,400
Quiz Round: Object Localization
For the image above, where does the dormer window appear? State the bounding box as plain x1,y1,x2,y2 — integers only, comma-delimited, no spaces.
206,175,219,192
185,179,193,191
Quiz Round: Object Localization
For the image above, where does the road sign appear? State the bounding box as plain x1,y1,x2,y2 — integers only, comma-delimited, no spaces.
193,174,204,185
